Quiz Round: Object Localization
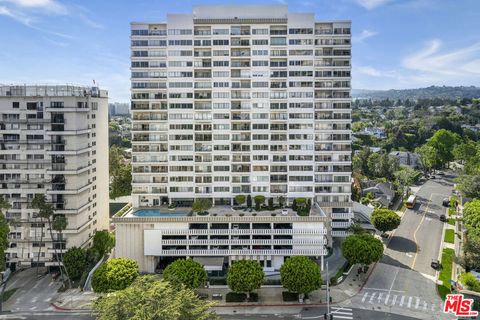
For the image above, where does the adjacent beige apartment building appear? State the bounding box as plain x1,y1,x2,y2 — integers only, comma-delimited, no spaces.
0,85,109,269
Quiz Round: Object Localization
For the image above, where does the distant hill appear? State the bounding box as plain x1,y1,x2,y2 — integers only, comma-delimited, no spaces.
352,86,480,100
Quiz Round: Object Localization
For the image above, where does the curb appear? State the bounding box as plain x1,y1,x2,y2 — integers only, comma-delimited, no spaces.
50,302,90,312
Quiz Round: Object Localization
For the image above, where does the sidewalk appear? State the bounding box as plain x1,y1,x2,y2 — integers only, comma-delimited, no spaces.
50,263,374,313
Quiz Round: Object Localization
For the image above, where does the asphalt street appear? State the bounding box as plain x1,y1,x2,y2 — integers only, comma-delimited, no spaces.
222,305,420,319
349,174,456,320
0,311,93,319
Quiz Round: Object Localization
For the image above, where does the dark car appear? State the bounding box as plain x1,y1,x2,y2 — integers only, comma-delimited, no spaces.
431,259,441,270
442,198,450,207
440,214,447,222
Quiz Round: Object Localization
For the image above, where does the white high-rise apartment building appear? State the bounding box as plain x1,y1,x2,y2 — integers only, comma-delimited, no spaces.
115,5,352,273
0,85,109,269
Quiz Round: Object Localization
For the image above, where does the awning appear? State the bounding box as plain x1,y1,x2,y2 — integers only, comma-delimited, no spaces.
193,257,225,271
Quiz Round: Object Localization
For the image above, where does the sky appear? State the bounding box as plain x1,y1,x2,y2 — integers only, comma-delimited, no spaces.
0,0,479,102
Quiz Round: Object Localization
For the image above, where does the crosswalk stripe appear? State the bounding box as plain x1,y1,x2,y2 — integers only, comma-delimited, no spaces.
333,311,353,315
331,316,353,320
423,301,428,310
384,294,390,305
361,292,368,303
407,296,412,308
400,295,405,307
377,292,383,303
369,292,376,303
415,297,420,309
391,295,397,306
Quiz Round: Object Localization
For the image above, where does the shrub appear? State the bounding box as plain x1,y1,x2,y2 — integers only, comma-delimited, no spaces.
92,258,139,293
282,291,299,302
226,292,258,302
63,247,87,281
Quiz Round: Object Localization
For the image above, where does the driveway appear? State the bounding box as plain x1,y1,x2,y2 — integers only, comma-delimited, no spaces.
3,268,61,312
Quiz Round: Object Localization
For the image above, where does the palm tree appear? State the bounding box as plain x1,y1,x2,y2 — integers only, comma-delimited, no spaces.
31,195,69,286
52,215,71,287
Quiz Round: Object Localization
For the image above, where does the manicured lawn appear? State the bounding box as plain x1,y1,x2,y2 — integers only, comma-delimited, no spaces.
447,218,455,226
444,229,455,244
438,248,455,300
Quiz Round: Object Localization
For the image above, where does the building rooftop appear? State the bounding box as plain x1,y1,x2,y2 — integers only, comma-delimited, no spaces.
0,84,108,98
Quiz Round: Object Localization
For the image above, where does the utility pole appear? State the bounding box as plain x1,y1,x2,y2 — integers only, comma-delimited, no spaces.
326,261,330,319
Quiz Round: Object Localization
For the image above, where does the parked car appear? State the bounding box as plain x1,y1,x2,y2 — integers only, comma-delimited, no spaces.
440,214,447,222
442,198,450,207
431,259,441,270
281,209,288,216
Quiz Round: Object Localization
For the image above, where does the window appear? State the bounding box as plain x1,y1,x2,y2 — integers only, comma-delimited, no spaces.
12,102,19,108
270,37,286,46
252,39,268,45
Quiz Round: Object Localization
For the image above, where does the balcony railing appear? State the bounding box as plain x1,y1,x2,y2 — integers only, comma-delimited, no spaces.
154,249,327,256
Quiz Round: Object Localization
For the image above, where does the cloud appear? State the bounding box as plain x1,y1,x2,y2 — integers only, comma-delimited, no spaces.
0,5,32,25
355,0,390,10
0,0,67,14
353,29,378,43
403,39,480,76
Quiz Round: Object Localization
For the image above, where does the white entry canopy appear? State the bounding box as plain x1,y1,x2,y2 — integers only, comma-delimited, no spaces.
193,257,224,271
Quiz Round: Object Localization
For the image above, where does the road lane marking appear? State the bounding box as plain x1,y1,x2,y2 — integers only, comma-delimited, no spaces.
407,296,412,308
369,292,376,303
391,295,397,306
363,287,404,292
361,292,368,302
400,295,405,307
384,294,390,305
411,193,434,269
415,297,420,309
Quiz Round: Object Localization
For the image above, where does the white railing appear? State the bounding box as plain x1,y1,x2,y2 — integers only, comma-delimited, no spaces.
331,230,350,237
331,221,353,228
331,212,354,219
156,249,327,256
161,239,327,245
158,228,327,235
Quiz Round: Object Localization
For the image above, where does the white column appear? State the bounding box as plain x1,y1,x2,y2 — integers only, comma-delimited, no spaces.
321,255,324,271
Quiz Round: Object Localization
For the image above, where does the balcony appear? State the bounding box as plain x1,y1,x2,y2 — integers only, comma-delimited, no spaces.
153,249,327,256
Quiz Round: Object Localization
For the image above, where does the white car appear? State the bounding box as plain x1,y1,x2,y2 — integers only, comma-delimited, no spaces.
281,209,288,215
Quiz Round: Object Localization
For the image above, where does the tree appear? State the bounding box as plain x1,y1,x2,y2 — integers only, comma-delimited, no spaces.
93,230,115,257
296,198,306,209
192,198,212,213
459,272,480,292
453,140,478,164
110,163,132,199
268,197,274,209
63,247,87,281
31,195,69,285
0,197,10,271
463,199,480,239
371,209,401,234
234,195,246,206
280,256,321,297
456,175,480,199
254,195,265,210
92,258,139,293
462,236,480,270
93,275,218,320
341,233,384,266
393,167,420,197
427,129,460,168
292,199,297,211
163,259,207,289
227,260,264,299
415,144,438,173
278,196,285,208
246,195,252,208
